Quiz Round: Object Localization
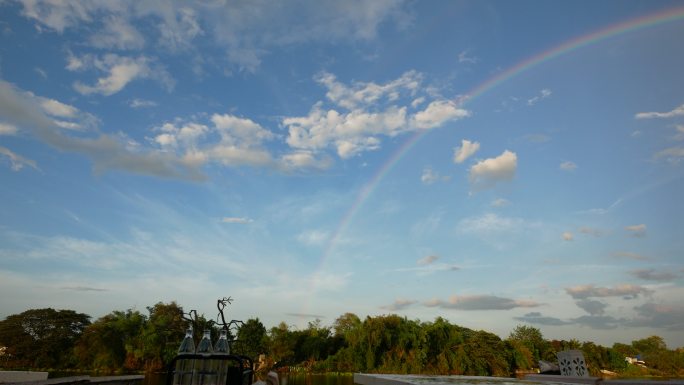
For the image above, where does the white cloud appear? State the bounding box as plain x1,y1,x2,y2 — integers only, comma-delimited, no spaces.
527,89,552,106
453,139,480,164
562,232,574,241
221,217,253,224
411,100,470,129
279,151,332,171
89,16,145,50
129,98,157,108
211,114,275,147
70,54,174,96
40,98,78,118
157,7,204,51
579,226,604,237
0,146,39,171
635,103,684,119
468,150,517,190
560,161,577,171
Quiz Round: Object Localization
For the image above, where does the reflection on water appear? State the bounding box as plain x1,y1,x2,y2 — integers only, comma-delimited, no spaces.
141,372,354,385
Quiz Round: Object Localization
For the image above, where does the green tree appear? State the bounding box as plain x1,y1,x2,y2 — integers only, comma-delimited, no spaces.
0,308,90,369
139,302,186,371
508,325,550,363
74,309,146,372
234,318,268,360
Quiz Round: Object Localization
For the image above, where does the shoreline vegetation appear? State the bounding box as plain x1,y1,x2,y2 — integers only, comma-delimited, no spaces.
1,302,682,379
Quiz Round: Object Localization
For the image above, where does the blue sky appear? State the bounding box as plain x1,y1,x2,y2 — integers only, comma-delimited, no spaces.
1,0,684,348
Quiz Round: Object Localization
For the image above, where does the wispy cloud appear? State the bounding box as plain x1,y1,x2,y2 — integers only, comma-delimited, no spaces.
565,284,652,299
625,224,647,238
611,251,650,261
562,231,574,241
560,161,577,171
527,89,552,106
635,103,684,119
425,295,541,311
630,269,678,282
417,255,439,265
60,286,108,292
381,298,418,311
458,50,479,64
222,217,254,224
421,167,449,184
0,146,39,172
453,139,480,164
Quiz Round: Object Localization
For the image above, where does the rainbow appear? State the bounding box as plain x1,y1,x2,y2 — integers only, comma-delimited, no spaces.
302,5,684,317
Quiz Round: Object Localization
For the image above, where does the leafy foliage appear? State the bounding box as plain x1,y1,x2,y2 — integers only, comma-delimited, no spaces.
2,305,684,377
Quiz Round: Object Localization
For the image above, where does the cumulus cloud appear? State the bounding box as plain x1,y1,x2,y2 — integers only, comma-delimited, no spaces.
468,150,517,190
411,100,470,129
425,295,541,311
565,284,652,300
635,103,684,119
575,299,608,315
453,139,480,164
630,269,678,282
285,72,469,159
625,224,647,238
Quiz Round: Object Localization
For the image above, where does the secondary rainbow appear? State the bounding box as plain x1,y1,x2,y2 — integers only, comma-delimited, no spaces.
302,5,684,316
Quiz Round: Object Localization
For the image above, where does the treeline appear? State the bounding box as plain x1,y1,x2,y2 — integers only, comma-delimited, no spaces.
1,303,683,377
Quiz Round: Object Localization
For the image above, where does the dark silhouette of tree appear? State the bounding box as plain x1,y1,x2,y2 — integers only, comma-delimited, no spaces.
0,308,90,369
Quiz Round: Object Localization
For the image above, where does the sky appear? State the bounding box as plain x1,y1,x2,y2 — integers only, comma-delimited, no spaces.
1,0,684,349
